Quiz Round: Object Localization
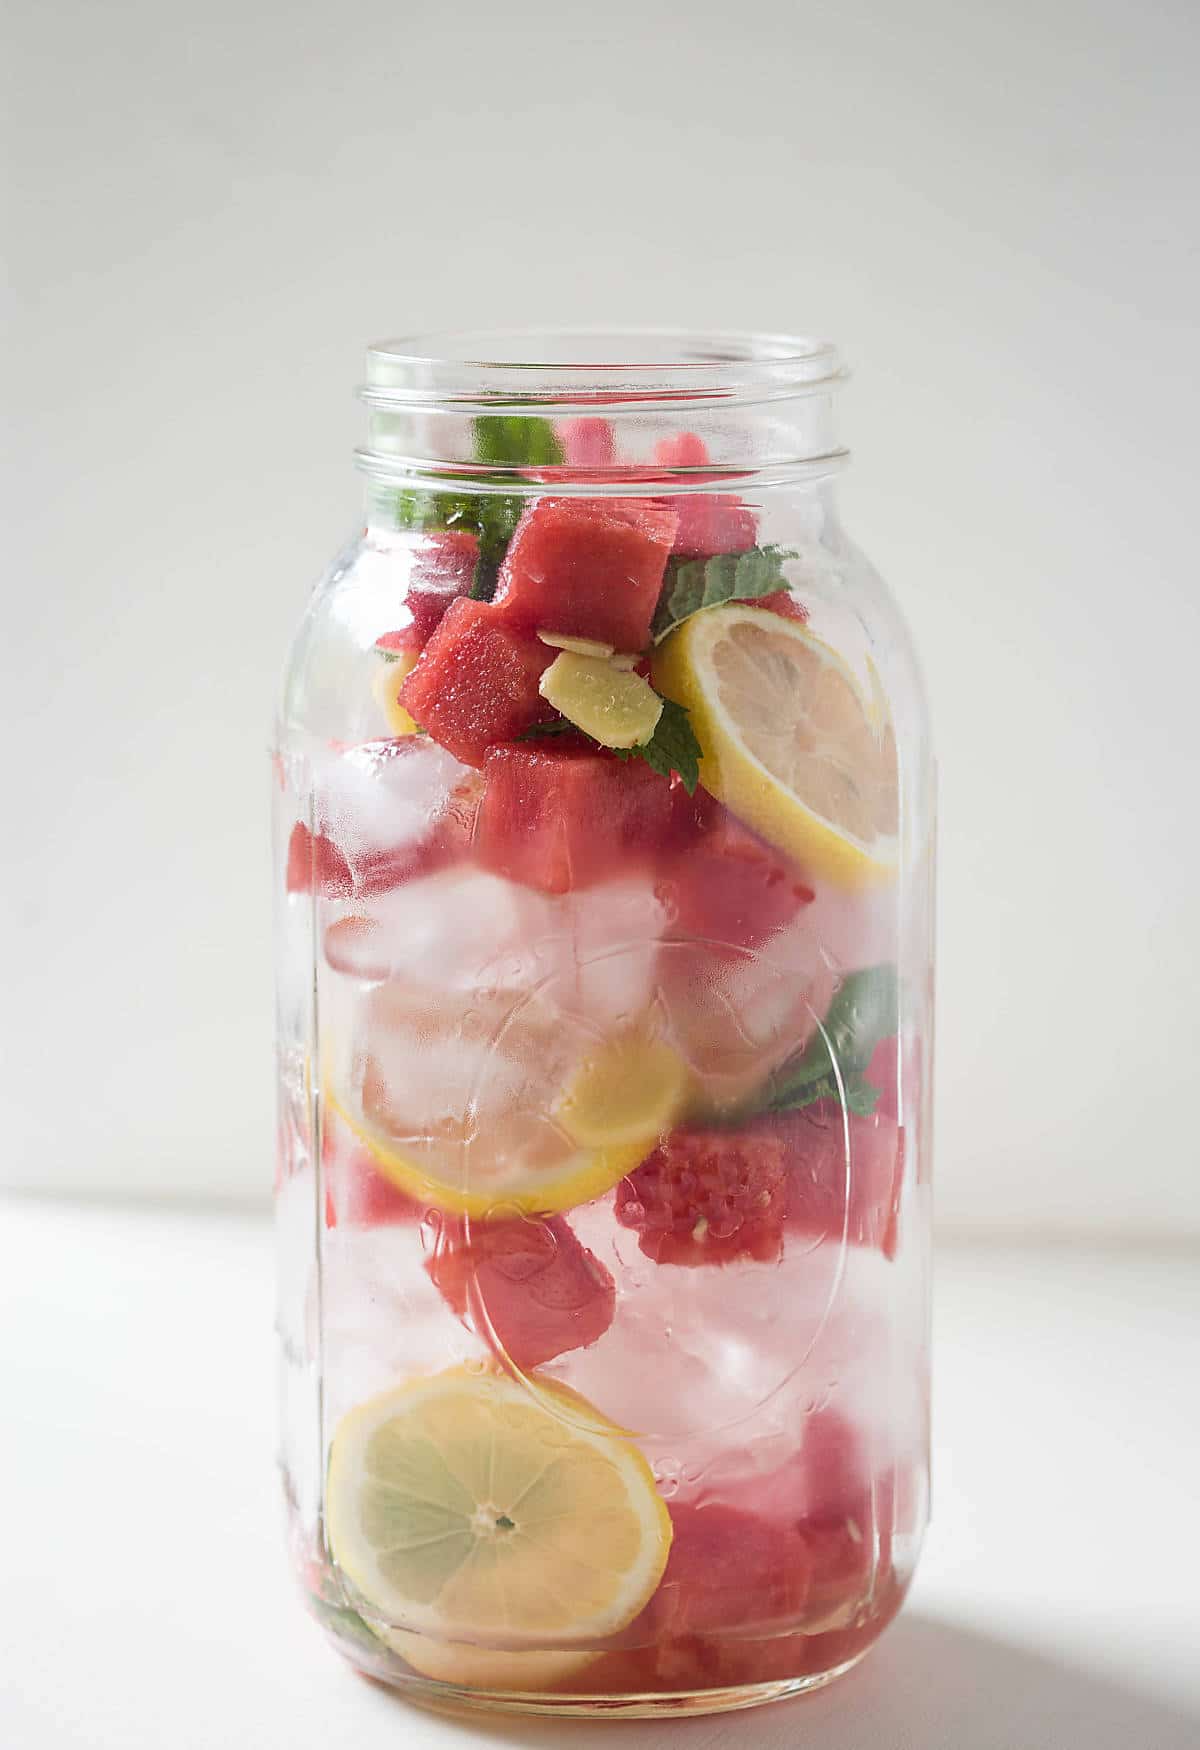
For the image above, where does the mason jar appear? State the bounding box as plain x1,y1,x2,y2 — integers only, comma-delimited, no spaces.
273,330,934,1719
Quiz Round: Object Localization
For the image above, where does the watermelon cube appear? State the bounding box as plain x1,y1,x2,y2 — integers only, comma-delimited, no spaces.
493,497,677,652
753,589,809,625
425,1213,615,1370
285,821,352,897
653,432,711,471
399,597,555,767
558,417,615,467
657,799,815,948
477,741,686,895
780,1105,905,1258
616,1103,903,1267
673,494,757,558
320,1105,425,1228
653,431,758,556
323,1147,425,1229
755,1418,892,1632
615,1121,791,1267
652,1499,813,1639
375,529,479,655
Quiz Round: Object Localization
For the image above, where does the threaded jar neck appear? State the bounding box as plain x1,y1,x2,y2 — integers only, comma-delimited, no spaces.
356,329,849,521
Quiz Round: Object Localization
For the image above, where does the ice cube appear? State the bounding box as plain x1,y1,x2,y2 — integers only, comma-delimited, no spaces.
312,736,470,874
322,867,666,1024
655,932,839,1111
551,1199,921,1494
320,1222,486,1428
799,879,899,974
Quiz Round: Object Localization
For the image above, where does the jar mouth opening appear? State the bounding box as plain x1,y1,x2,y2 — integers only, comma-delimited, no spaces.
363,327,845,410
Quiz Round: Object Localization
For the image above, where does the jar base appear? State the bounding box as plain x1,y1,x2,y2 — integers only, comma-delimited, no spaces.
354,1647,871,1721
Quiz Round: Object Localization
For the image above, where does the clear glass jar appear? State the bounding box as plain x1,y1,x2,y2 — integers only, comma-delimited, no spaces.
274,330,934,1719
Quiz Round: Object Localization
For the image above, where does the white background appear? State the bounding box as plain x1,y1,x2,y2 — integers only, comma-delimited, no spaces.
5,0,1199,1234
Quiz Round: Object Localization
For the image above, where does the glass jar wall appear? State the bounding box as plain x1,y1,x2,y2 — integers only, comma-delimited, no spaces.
273,331,934,1719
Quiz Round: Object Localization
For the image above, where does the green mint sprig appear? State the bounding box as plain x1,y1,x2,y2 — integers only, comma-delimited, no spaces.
470,416,563,470
651,546,796,642
394,416,564,581
764,1066,882,1118
761,965,899,1116
611,697,702,793
393,487,512,584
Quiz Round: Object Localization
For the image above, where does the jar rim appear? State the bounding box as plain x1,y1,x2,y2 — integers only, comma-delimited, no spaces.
362,327,845,409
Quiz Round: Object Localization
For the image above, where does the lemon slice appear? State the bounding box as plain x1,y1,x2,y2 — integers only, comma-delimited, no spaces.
326,1368,672,1690
653,605,899,888
324,1079,654,1219
539,651,662,749
556,1032,687,1149
373,651,421,737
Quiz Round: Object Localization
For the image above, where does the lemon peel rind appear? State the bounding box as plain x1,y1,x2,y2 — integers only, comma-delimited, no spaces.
325,1368,673,1657
324,1080,652,1219
652,608,899,892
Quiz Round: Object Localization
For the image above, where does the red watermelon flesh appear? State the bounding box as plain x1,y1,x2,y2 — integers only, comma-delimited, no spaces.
615,1121,791,1267
376,529,479,654
780,1105,905,1259
425,1213,616,1370
656,799,815,949
321,1107,425,1229
323,1146,425,1229
558,417,616,467
285,821,353,897
615,1102,903,1268
753,589,809,625
477,740,688,895
652,431,758,556
399,597,556,767
493,497,677,652
650,1499,813,1639
672,494,758,558
755,1414,895,1631
602,1425,900,1692
653,431,711,471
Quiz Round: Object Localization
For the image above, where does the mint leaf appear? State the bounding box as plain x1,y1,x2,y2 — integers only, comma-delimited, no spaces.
517,716,578,741
769,966,902,1113
785,965,899,1089
764,1067,882,1118
728,966,898,1120
393,420,563,572
612,697,703,793
471,415,563,469
394,487,521,572
468,558,500,602
652,546,796,642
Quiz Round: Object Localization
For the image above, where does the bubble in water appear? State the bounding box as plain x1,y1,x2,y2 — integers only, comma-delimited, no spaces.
478,1200,529,1231
653,1458,682,1498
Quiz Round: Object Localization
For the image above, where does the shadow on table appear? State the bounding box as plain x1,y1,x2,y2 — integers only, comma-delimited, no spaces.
411,1616,1200,1750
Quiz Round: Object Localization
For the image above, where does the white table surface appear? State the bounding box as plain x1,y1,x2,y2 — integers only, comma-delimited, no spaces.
2,1201,1197,1748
